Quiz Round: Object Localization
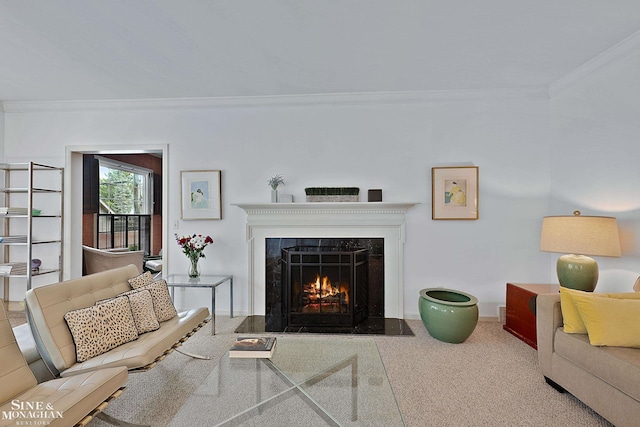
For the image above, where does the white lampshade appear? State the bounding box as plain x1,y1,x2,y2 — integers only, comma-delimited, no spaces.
540,212,621,257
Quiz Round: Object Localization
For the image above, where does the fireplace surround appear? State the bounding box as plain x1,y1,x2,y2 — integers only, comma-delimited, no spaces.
234,202,417,322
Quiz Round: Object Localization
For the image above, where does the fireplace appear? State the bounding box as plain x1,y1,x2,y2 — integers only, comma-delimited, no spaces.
265,238,383,332
282,245,369,328
233,202,417,324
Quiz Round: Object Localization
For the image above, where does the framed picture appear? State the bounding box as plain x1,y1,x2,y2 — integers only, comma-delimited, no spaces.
181,170,222,220
432,166,478,220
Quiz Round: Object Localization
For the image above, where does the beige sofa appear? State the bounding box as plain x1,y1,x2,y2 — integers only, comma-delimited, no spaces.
1,300,128,427
25,264,210,378
537,293,640,427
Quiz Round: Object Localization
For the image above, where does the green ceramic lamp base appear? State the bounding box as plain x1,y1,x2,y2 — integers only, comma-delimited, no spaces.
557,254,599,292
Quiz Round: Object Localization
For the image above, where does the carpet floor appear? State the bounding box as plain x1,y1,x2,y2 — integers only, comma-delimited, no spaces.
87,316,613,427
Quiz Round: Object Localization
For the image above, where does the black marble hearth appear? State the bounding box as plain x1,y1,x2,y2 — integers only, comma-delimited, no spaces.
235,315,414,336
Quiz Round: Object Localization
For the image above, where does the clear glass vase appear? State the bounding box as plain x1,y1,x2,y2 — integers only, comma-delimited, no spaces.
188,257,200,278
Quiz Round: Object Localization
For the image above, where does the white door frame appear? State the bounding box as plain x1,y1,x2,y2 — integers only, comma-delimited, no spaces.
64,144,168,279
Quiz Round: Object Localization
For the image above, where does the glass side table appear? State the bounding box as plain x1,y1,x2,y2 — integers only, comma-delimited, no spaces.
164,274,233,335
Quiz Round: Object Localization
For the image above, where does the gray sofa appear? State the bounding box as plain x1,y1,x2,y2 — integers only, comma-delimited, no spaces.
537,293,640,427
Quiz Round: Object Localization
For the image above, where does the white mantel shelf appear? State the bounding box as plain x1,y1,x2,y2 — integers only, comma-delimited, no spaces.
233,202,417,213
233,202,418,318
233,202,418,226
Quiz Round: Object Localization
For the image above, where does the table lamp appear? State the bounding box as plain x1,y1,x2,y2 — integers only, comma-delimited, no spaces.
540,210,621,292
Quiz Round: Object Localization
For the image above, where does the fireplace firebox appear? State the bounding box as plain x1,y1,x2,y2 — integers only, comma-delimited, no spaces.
281,246,369,329
264,238,384,332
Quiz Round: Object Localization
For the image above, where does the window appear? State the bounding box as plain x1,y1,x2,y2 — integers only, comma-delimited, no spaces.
98,157,152,214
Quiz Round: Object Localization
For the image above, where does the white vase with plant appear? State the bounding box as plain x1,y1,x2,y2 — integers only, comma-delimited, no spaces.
268,174,285,203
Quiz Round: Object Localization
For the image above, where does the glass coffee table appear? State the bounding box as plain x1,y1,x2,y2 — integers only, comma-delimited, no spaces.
170,336,404,426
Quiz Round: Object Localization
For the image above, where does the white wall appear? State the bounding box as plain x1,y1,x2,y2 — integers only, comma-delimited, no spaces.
0,109,4,160
0,107,4,163
549,51,640,292
3,94,554,317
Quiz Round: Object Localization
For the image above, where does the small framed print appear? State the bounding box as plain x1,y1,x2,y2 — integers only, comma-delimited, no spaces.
181,170,222,220
432,166,478,220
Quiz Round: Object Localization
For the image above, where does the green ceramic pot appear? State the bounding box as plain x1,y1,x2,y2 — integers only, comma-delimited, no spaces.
419,288,479,344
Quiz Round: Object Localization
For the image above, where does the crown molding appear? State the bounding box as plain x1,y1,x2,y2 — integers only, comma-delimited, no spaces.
1,87,548,113
549,30,640,98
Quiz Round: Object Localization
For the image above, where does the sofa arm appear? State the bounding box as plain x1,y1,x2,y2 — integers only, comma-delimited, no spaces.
536,293,562,377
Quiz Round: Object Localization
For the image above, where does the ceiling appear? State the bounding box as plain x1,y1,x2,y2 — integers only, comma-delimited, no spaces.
1,1,640,103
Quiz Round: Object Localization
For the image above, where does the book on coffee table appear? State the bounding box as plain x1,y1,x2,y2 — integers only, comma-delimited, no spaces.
229,337,277,358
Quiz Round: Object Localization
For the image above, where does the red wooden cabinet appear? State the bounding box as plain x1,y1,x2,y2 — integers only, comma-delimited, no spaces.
503,283,557,349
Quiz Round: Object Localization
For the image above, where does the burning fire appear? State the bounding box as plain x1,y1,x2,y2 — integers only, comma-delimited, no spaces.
304,274,349,305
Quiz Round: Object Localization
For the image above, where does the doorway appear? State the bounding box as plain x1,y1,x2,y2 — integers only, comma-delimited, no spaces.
65,145,168,279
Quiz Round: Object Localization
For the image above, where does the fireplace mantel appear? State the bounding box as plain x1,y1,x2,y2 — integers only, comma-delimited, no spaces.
234,202,416,213
234,202,417,318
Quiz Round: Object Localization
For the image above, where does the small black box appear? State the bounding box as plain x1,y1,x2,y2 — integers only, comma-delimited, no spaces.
368,189,382,202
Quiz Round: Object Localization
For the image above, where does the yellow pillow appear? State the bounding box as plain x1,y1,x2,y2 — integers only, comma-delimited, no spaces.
559,288,605,334
571,293,640,347
559,287,640,334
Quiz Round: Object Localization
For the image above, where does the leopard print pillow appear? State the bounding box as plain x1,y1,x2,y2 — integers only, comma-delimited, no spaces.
127,271,154,289
124,279,177,322
96,290,160,334
121,289,160,334
64,296,139,363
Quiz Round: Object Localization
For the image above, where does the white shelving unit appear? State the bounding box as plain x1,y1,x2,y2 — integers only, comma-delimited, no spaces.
1,162,64,301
